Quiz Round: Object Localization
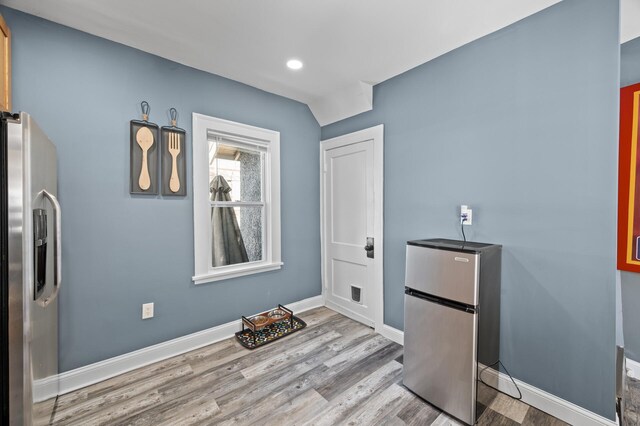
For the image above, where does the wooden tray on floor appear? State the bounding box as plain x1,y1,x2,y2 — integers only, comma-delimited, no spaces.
235,305,306,349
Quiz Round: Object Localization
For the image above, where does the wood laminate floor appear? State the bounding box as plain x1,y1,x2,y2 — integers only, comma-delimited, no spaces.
625,375,640,425
50,307,567,425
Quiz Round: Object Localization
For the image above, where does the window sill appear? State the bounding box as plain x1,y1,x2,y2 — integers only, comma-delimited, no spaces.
192,261,283,285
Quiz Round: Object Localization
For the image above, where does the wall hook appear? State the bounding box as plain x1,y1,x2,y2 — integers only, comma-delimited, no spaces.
169,107,178,127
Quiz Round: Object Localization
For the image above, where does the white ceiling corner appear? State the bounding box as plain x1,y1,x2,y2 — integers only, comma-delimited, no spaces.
7,0,637,126
622,0,640,43
309,81,373,127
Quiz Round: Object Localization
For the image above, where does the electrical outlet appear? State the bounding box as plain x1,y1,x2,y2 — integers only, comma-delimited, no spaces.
460,205,473,225
142,303,154,319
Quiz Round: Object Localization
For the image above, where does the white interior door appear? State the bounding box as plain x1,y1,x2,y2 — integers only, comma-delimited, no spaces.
321,125,383,329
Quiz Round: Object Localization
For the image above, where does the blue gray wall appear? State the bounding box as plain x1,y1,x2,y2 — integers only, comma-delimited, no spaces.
620,35,640,362
322,0,618,419
621,272,640,361
621,36,640,88
1,8,322,372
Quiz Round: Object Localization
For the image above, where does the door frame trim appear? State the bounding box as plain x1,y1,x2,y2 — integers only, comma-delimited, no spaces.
320,124,384,333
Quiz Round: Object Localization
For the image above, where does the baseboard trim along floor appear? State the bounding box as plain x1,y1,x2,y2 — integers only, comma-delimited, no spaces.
479,363,616,426
56,295,325,395
627,357,640,380
379,324,404,346
54,298,615,426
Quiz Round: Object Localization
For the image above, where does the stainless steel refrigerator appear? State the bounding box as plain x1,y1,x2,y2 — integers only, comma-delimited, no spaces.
403,238,501,425
1,112,61,425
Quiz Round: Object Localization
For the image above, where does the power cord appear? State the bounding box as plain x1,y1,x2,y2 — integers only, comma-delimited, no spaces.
460,214,467,247
479,360,523,401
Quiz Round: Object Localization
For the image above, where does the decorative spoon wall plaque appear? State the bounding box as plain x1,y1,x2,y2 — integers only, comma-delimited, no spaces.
130,101,159,194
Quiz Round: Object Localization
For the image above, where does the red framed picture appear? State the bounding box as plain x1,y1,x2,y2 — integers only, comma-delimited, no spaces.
618,82,640,272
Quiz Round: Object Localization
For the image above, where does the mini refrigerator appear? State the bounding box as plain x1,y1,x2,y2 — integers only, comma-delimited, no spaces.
403,238,501,425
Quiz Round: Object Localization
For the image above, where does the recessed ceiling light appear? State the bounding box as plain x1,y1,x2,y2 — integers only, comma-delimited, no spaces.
286,59,303,70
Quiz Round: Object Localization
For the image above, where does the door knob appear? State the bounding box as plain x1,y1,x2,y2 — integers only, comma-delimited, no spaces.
364,237,374,259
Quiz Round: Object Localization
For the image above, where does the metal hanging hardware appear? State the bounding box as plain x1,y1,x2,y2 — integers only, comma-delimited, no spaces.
141,100,150,121
169,107,178,127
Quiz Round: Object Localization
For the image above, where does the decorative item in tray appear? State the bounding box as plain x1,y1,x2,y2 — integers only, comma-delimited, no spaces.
130,101,159,194
250,314,269,327
235,304,306,349
160,108,187,196
268,309,287,320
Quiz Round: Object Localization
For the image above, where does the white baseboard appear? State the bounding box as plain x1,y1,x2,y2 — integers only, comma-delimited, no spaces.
379,324,404,345
58,295,324,395
323,299,375,328
33,375,59,403
480,364,616,426
627,357,640,379
285,295,325,313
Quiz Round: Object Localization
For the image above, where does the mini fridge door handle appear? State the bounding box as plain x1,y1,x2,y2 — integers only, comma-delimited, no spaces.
40,189,61,306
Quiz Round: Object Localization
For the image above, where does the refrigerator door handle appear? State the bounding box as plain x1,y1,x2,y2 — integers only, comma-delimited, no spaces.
40,189,61,307
405,287,476,313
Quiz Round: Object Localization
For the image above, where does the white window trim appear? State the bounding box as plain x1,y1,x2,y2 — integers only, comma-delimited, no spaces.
192,113,282,285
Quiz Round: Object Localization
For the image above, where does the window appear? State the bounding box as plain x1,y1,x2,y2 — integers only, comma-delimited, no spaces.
192,114,281,284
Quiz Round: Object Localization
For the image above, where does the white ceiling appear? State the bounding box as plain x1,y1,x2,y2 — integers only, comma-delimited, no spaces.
1,0,636,125
622,0,640,44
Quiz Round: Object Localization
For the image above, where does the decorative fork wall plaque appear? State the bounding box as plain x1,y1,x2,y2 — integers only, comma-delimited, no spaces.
130,101,159,194
160,108,187,196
